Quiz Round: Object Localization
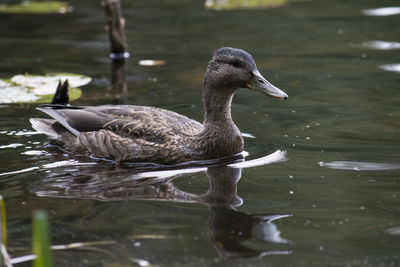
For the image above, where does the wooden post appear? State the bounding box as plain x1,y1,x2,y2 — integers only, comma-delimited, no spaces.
111,59,128,94
103,0,129,59
103,0,129,95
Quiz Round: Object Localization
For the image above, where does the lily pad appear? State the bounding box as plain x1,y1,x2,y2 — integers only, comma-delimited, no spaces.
204,0,289,10
0,1,71,14
0,73,91,104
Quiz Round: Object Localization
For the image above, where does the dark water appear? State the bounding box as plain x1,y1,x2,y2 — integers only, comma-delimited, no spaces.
1,0,400,266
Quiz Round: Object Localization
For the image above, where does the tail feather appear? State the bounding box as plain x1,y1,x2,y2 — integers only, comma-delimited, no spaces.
30,118,59,139
51,80,69,105
35,107,81,137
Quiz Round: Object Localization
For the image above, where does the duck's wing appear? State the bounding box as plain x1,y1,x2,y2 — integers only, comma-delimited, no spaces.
35,104,203,139
35,105,104,136
94,105,203,138
33,104,203,163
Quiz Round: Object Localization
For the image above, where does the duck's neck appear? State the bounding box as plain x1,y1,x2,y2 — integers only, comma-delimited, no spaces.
198,82,243,159
199,73,244,158
203,87,234,124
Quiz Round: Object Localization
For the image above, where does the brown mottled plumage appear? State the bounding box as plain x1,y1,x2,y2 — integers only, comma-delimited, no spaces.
30,47,288,164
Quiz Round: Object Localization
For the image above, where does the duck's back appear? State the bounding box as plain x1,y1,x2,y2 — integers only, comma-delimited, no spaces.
85,105,203,138
31,105,204,163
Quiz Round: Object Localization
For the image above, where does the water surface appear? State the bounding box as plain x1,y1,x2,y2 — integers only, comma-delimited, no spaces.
0,0,399,266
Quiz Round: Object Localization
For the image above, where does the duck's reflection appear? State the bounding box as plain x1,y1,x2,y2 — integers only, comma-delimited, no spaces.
32,151,291,259
203,165,291,259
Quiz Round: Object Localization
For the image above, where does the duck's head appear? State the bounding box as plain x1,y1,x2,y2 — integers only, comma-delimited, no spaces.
205,47,288,100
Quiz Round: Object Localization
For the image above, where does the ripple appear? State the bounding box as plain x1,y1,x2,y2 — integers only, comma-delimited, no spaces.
0,143,23,149
0,129,41,136
362,7,400,16
385,227,400,236
357,40,400,50
228,150,287,169
42,160,97,169
242,132,256,138
380,64,400,73
319,161,400,171
21,150,47,156
134,167,207,180
0,167,39,177
127,151,285,179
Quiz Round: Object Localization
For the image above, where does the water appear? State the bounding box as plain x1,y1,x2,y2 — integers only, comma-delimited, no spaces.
1,0,399,266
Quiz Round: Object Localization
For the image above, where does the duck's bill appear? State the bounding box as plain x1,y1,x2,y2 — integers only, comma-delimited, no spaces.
246,71,288,100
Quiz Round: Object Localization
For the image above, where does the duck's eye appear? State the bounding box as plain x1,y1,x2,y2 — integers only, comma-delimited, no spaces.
229,60,243,68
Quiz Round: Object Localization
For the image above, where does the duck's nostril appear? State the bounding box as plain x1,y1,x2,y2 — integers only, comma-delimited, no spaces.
258,79,265,84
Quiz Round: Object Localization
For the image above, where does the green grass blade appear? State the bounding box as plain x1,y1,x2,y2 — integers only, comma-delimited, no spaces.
0,195,7,248
33,210,53,267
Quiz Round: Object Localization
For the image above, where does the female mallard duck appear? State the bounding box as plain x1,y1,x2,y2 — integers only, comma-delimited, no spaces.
30,47,288,164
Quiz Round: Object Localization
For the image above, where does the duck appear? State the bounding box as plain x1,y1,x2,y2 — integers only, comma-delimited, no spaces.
30,47,288,164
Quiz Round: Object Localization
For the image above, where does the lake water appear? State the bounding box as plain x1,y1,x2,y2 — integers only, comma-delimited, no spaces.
0,0,399,266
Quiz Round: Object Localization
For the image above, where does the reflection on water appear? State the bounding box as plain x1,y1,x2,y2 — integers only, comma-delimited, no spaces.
31,152,291,259
362,7,400,16
355,41,400,51
0,143,24,149
385,227,400,236
319,161,400,171
379,64,400,73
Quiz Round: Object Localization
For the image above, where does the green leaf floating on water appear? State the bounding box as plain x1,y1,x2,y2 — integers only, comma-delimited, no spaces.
0,73,91,104
0,1,71,14
205,0,289,10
